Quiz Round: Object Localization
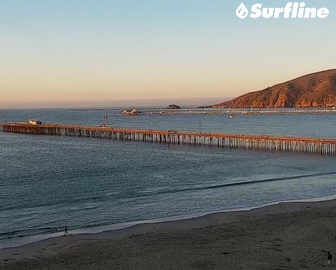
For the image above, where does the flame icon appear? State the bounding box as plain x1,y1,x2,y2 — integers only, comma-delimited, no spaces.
236,2,249,19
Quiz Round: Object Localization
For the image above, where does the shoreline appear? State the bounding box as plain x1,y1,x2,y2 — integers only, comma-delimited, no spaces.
3,193,336,251
2,198,336,269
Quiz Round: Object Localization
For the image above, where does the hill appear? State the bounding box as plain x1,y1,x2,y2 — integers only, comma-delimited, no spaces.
209,69,336,108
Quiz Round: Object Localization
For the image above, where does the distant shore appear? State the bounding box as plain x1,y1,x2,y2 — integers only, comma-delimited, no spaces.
1,199,336,270
144,107,336,115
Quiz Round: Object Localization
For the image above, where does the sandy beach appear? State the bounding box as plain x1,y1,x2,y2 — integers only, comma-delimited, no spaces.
1,200,336,270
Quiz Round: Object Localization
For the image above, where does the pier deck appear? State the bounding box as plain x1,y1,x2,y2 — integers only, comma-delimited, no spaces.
1,123,336,155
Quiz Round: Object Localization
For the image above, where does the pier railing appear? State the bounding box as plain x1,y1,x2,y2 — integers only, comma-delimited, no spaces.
1,123,336,155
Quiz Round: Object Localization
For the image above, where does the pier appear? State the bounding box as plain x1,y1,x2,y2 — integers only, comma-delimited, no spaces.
1,122,336,155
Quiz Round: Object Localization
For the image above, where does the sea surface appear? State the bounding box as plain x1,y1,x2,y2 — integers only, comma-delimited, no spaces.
1,108,336,248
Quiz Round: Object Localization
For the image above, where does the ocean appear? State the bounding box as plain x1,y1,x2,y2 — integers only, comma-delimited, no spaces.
1,108,336,248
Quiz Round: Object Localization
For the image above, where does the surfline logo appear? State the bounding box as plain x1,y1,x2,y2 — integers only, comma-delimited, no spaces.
236,2,330,19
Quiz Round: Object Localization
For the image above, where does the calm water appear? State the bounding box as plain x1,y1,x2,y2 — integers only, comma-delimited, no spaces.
1,108,336,137
1,108,336,248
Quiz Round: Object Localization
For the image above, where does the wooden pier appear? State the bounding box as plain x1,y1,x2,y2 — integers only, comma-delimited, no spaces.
1,123,336,155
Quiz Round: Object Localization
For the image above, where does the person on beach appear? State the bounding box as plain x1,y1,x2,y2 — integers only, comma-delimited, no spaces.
64,225,69,236
327,251,333,264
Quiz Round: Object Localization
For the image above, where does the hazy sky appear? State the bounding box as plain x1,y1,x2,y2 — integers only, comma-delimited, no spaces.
0,0,335,108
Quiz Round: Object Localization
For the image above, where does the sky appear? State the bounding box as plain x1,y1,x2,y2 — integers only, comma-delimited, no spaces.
0,0,335,108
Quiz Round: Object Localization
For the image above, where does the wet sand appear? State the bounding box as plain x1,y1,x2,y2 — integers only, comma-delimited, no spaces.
1,199,336,270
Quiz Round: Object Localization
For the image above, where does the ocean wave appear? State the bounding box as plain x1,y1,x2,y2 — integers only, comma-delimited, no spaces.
0,226,65,241
138,171,336,197
2,172,336,214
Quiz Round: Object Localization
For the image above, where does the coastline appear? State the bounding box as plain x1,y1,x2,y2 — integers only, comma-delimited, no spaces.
2,198,336,269
3,193,336,250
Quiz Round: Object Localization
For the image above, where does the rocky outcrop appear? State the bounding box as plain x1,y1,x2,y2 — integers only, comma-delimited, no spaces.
167,104,181,109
